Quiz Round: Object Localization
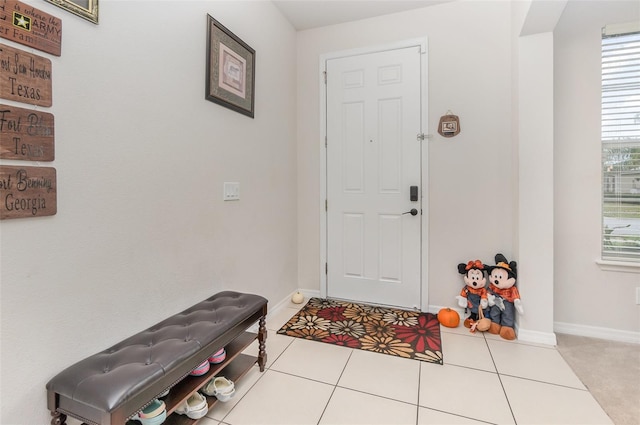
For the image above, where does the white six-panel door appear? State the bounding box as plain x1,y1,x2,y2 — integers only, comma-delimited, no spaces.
325,46,422,309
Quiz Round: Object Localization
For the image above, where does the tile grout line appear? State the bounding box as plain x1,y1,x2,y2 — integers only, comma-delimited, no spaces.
315,348,355,425
497,372,592,392
214,366,267,424
483,333,518,424
315,385,340,425
416,361,422,425
420,406,499,425
272,311,520,423
227,316,612,425
214,333,295,424
267,346,424,421
332,384,421,408
419,354,498,425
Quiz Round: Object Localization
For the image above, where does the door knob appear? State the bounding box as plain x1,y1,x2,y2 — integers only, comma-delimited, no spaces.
403,209,418,216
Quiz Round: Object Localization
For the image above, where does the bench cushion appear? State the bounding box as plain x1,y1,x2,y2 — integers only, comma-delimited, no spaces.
46,291,267,414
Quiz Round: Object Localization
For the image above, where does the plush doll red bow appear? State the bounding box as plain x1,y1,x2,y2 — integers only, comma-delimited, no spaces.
465,260,485,271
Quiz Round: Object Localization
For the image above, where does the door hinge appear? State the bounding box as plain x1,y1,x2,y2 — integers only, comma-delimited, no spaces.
323,71,327,84
325,199,328,211
325,136,327,147
325,262,328,274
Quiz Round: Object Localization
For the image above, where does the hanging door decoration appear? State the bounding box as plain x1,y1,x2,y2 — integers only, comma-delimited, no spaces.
438,111,460,138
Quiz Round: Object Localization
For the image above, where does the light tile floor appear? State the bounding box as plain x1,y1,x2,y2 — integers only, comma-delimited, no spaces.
200,302,613,425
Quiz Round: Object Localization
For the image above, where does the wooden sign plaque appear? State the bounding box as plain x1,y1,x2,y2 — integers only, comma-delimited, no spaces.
0,0,62,56
0,43,52,107
0,165,56,219
0,104,54,161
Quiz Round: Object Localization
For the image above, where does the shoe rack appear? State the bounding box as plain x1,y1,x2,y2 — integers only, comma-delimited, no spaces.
128,331,260,425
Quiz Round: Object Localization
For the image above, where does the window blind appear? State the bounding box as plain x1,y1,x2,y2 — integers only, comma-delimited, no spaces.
602,29,640,262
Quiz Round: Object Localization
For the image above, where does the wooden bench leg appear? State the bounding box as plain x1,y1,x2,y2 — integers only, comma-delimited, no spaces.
258,315,267,372
50,411,66,425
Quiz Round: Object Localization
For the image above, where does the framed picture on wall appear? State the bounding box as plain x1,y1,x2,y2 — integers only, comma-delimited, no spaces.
45,0,98,24
206,15,255,118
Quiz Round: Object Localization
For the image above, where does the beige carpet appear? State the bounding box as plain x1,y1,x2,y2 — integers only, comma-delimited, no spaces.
556,334,640,425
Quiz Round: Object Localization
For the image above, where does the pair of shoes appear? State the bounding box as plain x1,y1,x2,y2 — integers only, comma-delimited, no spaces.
174,392,208,419
157,388,170,398
135,399,166,425
202,376,235,402
500,326,516,340
190,360,210,376
488,322,501,335
208,348,226,364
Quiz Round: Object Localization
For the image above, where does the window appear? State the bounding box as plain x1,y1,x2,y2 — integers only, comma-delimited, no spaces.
602,25,640,262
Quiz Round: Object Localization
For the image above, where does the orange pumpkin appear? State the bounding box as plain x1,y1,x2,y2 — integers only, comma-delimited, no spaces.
437,308,460,328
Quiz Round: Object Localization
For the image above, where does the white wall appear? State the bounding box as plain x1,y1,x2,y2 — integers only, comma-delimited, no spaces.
518,31,556,343
2,0,639,422
296,1,515,311
554,0,640,340
297,0,640,343
0,1,297,423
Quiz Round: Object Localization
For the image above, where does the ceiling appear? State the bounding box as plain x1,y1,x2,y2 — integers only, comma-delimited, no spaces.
272,0,457,31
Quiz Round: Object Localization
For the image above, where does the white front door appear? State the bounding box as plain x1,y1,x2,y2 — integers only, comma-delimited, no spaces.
325,45,423,309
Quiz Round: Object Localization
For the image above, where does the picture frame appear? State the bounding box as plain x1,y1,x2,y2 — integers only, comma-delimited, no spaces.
45,0,98,24
206,15,255,118
441,121,457,133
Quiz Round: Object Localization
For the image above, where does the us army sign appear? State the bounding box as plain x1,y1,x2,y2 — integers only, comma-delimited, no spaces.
0,0,62,56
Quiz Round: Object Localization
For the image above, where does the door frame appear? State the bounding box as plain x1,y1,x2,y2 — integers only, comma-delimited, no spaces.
319,37,430,311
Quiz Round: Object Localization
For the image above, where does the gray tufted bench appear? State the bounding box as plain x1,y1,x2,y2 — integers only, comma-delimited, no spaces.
46,291,268,425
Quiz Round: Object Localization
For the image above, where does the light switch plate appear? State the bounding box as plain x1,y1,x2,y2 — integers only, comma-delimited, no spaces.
223,182,240,201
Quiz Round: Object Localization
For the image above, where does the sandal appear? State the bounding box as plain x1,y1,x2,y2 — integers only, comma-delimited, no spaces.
189,360,210,376
208,348,226,364
135,399,167,425
137,399,165,419
202,376,235,402
174,392,208,419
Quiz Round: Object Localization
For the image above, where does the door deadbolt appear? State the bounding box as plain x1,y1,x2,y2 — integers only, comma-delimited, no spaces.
410,186,418,202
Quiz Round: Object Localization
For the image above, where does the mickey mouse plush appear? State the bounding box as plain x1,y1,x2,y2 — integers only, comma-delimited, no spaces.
486,253,523,340
455,260,488,329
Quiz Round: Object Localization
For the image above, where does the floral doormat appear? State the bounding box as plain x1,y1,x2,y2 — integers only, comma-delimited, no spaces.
277,298,443,364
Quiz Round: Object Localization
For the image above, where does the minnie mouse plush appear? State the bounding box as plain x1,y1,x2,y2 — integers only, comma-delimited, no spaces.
455,260,488,329
486,253,523,340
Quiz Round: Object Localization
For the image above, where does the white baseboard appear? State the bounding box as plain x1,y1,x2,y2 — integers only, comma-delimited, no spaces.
257,296,639,346
268,290,299,314
297,289,321,299
428,304,465,316
248,290,294,333
431,305,640,345
517,328,557,346
431,304,557,346
554,321,640,344
248,289,321,333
